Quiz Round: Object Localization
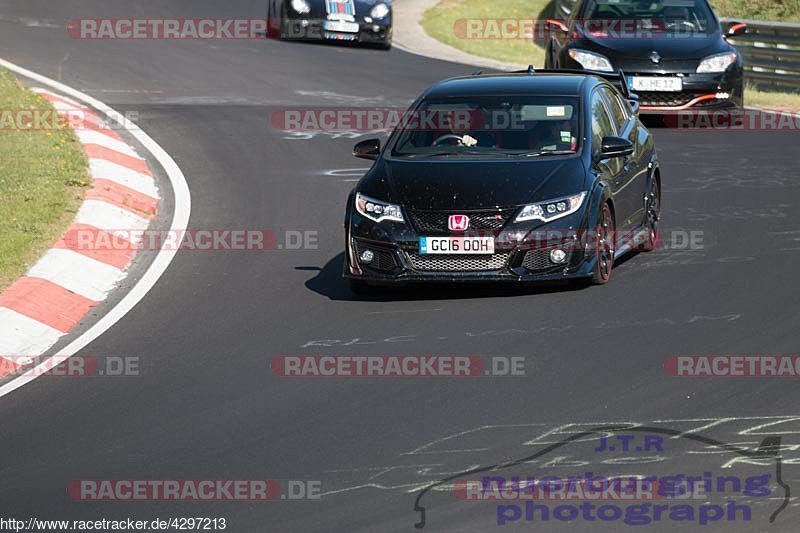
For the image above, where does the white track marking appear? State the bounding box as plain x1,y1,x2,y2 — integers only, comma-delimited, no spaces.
75,199,150,232
47,100,89,113
0,309,64,356
89,159,160,198
31,87,85,108
27,249,125,302
0,58,191,399
74,130,140,158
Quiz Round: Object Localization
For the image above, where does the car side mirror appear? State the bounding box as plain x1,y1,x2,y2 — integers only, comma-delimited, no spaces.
601,136,634,158
725,21,748,37
545,18,569,35
353,139,380,160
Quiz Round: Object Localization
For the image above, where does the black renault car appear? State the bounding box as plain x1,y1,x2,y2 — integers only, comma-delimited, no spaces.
343,71,662,293
544,0,746,112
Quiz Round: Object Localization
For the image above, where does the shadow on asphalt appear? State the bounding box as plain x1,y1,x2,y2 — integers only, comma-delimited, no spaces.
261,33,392,51
298,253,596,302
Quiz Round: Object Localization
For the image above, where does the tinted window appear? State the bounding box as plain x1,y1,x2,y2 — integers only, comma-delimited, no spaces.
391,95,582,158
590,91,616,151
583,0,717,35
601,86,629,131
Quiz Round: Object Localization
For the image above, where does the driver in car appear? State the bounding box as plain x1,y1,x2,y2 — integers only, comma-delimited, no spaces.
431,111,495,148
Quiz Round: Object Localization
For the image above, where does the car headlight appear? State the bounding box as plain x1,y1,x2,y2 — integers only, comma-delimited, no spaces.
291,0,311,15
355,193,404,223
696,52,737,73
515,192,586,223
371,3,390,20
568,49,613,72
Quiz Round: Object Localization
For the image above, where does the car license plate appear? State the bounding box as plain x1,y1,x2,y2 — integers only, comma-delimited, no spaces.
323,21,360,33
419,237,495,255
631,76,683,92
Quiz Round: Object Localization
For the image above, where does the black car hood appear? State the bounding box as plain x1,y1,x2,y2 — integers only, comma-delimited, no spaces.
581,32,725,60
372,157,586,210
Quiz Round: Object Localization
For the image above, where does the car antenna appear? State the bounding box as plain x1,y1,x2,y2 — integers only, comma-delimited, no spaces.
472,70,483,75
527,65,535,74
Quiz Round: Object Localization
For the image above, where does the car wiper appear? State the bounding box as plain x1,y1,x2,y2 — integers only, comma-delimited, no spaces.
514,150,577,157
406,150,487,158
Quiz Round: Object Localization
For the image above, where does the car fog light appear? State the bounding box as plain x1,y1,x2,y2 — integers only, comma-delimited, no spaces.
715,92,730,99
360,250,375,263
550,249,567,264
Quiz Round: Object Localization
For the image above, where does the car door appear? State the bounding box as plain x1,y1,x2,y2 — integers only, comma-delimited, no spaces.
589,88,629,232
599,85,647,232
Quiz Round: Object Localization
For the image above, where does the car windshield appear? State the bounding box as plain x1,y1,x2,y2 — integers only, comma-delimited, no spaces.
391,95,581,158
583,0,717,35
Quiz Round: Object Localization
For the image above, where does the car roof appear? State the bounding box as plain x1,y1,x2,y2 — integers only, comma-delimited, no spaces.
424,73,599,98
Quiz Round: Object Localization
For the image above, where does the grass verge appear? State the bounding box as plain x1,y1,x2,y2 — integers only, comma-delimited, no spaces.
712,0,800,23
745,84,800,112
0,67,88,291
421,0,551,67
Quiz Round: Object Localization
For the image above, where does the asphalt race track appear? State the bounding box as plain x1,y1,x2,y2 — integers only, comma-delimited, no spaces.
0,1,799,531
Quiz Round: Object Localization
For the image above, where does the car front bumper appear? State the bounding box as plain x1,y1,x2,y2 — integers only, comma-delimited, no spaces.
343,242,595,284
559,51,744,112
622,69,745,112
282,17,391,43
343,209,603,284
635,73,743,112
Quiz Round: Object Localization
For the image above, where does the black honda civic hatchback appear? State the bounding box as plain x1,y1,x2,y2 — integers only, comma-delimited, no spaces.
343,71,662,293
544,0,746,112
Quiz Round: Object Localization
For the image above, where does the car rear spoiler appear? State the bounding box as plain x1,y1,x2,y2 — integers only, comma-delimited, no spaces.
510,66,640,114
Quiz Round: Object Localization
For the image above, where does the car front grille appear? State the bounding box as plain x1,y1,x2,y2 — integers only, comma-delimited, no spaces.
407,209,517,235
407,252,511,272
638,92,730,109
637,91,695,107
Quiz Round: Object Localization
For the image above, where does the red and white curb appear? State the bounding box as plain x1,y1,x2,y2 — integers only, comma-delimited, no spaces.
0,57,190,396
0,89,159,377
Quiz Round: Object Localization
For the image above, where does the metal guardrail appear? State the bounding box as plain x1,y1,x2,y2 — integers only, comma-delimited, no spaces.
721,18,800,92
